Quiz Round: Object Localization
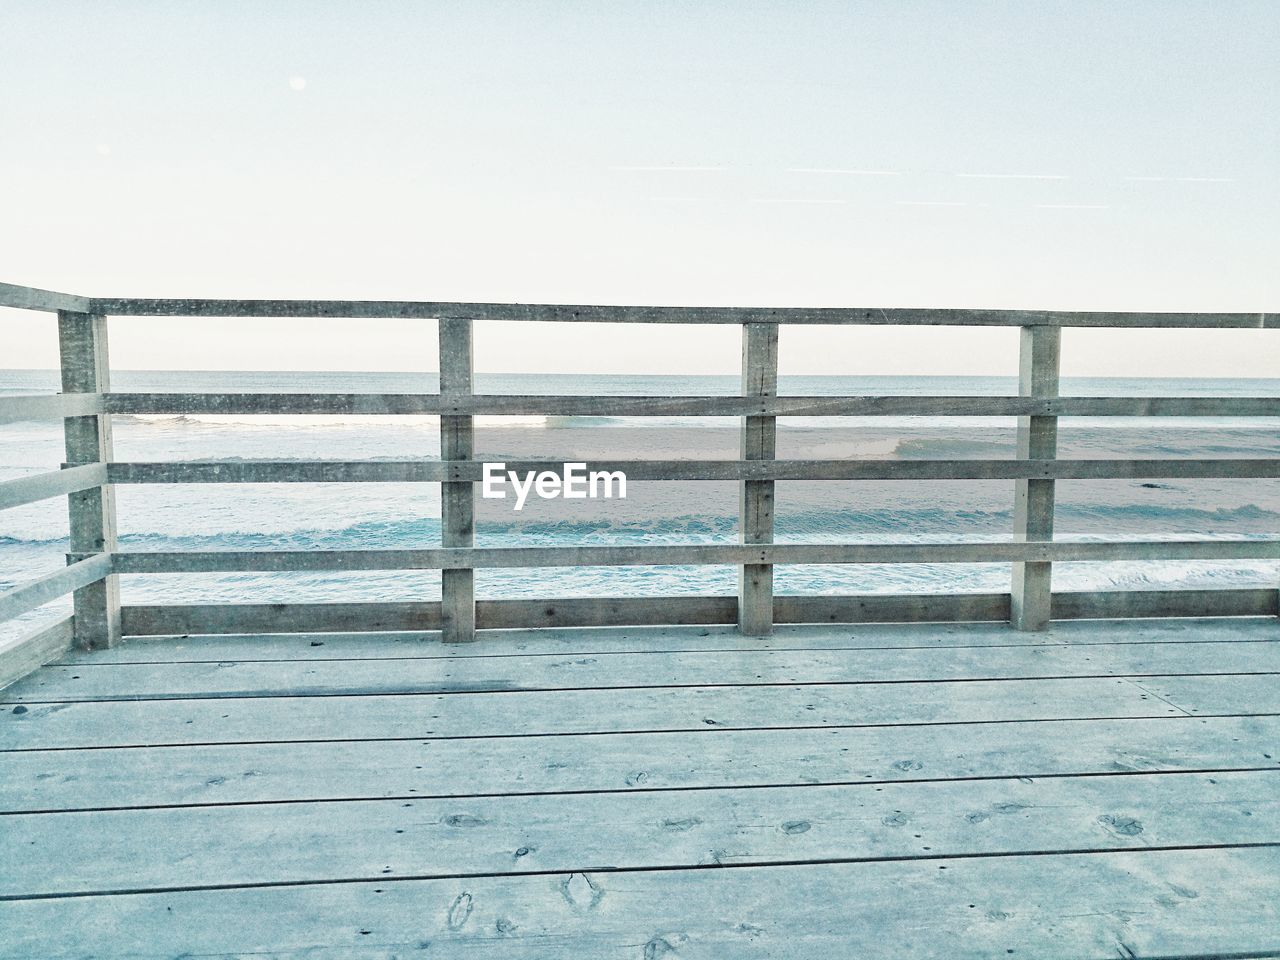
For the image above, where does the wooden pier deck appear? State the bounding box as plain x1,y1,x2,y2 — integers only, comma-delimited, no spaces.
3,617,1279,958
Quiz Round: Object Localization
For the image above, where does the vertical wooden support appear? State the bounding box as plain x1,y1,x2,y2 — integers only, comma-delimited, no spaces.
1011,325,1061,631
438,317,476,642
738,323,779,636
57,311,121,649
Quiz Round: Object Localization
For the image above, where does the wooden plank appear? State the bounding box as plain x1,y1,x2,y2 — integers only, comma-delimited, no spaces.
91,297,1279,327
105,457,1280,483
478,596,736,629
5,846,1279,958
439,317,475,643
100,391,1280,417
10,639,1280,702
0,618,73,691
121,601,443,635
1054,588,1280,619
48,622,1052,665
739,323,778,636
4,712,1278,811
57,616,1274,666
58,311,120,650
4,770,1277,899
0,281,90,313
0,393,102,425
776,593,1009,624
5,670,1275,751
104,539,1280,574
0,555,111,624
0,463,107,512
1012,326,1060,631
115,591,1278,637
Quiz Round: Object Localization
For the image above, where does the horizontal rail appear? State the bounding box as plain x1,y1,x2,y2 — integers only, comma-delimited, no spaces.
0,282,91,313
0,616,75,689
0,555,112,623
105,540,1280,573
0,464,109,512
105,458,1280,484
91,299,1279,327
105,393,1280,418
0,393,104,425
117,588,1279,636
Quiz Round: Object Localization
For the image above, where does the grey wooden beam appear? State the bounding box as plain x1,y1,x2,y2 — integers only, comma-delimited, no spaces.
0,617,74,692
112,590,1276,639
1052,588,1280,619
103,392,1280,418
4,771,1276,899
1012,326,1060,631
439,317,475,643
0,393,103,425
739,323,778,636
0,464,107,512
57,311,120,649
104,457,1280,484
16,636,1279,703
5,846,1279,958
106,539,1280,574
92,297,1278,327
776,593,1011,624
6,671,1275,752
0,281,90,313
0,555,112,623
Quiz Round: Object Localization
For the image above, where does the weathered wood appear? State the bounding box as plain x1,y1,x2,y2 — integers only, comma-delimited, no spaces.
113,590,1278,637
4,770,1276,898
739,323,778,636
3,673,1234,750
776,593,1009,624
0,281,90,313
6,846,1279,958
57,617,1270,666
99,391,1280,417
11,638,1279,703
0,393,102,424
0,463,107,512
1012,326,1060,631
439,318,475,643
0,618,73,692
1054,588,1280,619
0,555,112,624
4,711,1278,812
105,456,1280,483
104,539,1280,575
92,297,1279,327
57,311,120,650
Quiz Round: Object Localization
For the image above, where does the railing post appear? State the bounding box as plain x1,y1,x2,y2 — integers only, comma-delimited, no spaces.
57,311,121,649
1011,324,1061,630
739,322,779,636
439,317,476,642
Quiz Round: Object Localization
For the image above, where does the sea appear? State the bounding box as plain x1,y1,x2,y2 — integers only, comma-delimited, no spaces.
3,369,1278,640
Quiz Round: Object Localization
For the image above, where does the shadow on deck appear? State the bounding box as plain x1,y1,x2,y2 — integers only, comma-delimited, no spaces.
2,617,1279,958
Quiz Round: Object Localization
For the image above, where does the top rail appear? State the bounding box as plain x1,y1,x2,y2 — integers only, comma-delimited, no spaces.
90,299,1278,328
0,282,91,314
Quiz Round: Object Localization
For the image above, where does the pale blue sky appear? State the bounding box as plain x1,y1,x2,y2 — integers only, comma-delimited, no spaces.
2,1,1277,374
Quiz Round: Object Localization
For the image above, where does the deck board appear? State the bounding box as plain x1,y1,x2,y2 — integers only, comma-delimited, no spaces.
11,636,1280,702
6,714,1278,813
2,618,1278,957
5,771,1277,898
13,672,1280,751
3,848,1279,959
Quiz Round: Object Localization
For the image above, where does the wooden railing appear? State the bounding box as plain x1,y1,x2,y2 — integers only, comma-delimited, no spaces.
2,280,1278,665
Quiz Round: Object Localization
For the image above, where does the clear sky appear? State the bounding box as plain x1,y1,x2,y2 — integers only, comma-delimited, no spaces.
2,0,1277,375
